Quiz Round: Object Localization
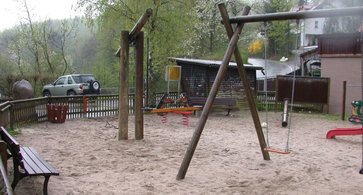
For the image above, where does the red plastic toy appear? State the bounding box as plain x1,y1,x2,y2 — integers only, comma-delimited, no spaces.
326,127,363,139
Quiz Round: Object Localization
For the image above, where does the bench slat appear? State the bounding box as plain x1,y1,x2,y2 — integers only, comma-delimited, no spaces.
21,147,59,176
26,147,59,175
21,147,47,175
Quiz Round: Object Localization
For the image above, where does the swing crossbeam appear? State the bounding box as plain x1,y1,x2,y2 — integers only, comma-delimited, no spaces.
228,6,363,24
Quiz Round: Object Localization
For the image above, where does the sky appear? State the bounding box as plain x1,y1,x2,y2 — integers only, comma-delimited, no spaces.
0,0,82,31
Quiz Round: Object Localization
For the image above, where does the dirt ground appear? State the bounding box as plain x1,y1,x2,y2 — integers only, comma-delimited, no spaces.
9,111,363,194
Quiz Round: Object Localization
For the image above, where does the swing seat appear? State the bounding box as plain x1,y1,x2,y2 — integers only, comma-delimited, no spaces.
264,147,290,154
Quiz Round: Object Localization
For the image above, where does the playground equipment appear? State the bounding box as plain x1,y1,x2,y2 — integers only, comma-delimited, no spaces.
176,3,363,180
282,98,289,127
147,93,200,126
326,127,363,139
326,100,363,175
261,17,300,155
117,8,152,140
326,100,363,139
348,100,363,124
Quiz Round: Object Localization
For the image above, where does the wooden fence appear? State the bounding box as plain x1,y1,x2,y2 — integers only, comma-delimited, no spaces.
0,91,325,128
2,92,185,128
0,94,133,128
256,91,325,112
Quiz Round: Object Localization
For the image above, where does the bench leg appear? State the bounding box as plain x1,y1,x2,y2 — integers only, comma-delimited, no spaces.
225,109,231,116
11,167,22,190
43,176,50,195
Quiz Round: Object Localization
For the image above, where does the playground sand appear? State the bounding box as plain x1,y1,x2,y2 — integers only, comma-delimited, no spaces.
12,111,363,194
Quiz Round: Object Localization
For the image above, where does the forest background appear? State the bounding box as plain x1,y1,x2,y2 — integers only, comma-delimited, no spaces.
0,0,362,97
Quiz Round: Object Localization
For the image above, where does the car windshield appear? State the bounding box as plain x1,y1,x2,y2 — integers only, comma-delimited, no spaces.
72,75,96,84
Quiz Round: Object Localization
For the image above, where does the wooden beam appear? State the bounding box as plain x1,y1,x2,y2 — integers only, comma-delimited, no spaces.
115,8,152,57
176,6,249,180
135,32,144,140
118,31,129,140
129,8,153,43
229,6,363,23
218,3,270,160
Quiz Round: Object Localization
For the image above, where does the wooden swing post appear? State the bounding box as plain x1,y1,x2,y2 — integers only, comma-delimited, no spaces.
118,9,152,140
218,3,270,161
176,5,251,180
118,31,130,140
135,32,144,140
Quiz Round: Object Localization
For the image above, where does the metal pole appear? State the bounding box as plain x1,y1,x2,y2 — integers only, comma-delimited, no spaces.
228,6,363,24
135,32,144,140
282,98,289,127
118,31,129,140
176,6,248,180
218,3,270,160
342,81,347,121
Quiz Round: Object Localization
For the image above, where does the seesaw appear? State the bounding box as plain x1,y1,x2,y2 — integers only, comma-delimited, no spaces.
150,107,200,113
148,107,201,126
326,127,363,139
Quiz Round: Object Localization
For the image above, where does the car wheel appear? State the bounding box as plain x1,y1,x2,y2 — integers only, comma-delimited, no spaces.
90,81,100,93
67,90,76,96
43,90,51,97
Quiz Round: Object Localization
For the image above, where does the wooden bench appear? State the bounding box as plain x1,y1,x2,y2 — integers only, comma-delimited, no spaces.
189,97,237,116
0,126,59,195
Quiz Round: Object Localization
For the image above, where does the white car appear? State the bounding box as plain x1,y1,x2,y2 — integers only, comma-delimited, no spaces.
42,74,100,96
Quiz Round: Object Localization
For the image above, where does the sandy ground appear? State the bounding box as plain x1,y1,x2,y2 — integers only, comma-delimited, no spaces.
9,111,363,195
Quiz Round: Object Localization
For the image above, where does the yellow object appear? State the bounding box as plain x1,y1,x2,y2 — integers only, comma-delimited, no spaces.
166,65,181,81
248,39,263,54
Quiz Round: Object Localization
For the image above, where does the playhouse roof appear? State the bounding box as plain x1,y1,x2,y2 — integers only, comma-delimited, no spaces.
172,58,263,70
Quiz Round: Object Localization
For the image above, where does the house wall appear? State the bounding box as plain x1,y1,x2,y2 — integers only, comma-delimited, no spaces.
304,18,325,35
179,63,257,98
321,57,362,115
303,18,325,46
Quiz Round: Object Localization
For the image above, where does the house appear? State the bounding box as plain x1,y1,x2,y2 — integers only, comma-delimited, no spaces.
172,58,263,98
292,0,347,47
318,33,362,115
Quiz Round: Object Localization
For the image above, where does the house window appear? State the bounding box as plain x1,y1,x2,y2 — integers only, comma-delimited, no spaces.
314,20,318,29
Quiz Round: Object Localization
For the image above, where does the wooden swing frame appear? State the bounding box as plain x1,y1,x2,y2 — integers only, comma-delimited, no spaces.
176,3,363,180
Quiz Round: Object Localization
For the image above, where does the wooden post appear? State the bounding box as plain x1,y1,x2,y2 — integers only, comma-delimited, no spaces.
135,32,144,140
218,3,270,160
82,96,87,114
176,8,248,180
342,81,347,120
118,31,130,140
